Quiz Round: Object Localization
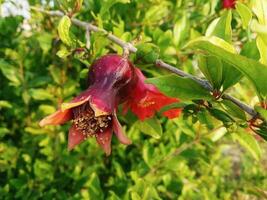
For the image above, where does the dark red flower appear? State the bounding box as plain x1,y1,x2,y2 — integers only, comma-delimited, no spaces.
123,68,181,120
40,54,182,155
40,55,135,155
222,0,236,9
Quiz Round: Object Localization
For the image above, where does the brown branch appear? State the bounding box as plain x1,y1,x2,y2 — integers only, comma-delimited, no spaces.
31,7,259,119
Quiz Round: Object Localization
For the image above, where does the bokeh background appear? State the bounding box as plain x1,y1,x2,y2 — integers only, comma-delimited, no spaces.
0,0,267,199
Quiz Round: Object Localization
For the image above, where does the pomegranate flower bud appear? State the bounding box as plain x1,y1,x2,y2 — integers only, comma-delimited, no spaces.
222,0,236,9
124,68,181,120
40,55,135,155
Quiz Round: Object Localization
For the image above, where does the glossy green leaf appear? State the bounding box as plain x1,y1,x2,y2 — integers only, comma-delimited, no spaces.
220,61,243,91
147,75,212,100
173,14,189,47
58,16,74,47
142,142,154,167
256,36,267,65
221,99,246,120
209,108,234,124
206,10,232,42
186,36,267,99
255,106,267,121
0,59,21,86
198,55,222,90
236,2,252,29
135,118,162,139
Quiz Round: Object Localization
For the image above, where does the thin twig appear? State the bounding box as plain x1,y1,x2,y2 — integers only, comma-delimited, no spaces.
85,26,91,49
31,7,260,120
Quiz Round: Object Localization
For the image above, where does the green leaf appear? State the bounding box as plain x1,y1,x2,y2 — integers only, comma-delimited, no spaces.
56,49,72,59
49,65,62,84
107,191,121,200
209,108,234,124
147,75,212,100
37,32,53,53
204,11,242,90
210,127,227,142
136,43,160,64
206,10,232,42
255,106,267,121
220,61,243,91
232,128,262,160
34,160,53,181
240,40,260,60
236,2,252,29
143,186,161,200
186,36,267,99
100,0,130,16
256,36,267,65
87,173,103,199
131,192,142,200
251,0,267,25
0,100,12,109
135,118,162,139
58,16,75,47
221,99,246,120
198,55,222,90
29,89,54,100
251,20,267,64
0,127,9,138
0,59,21,86
173,14,189,47
142,142,154,167
251,20,267,45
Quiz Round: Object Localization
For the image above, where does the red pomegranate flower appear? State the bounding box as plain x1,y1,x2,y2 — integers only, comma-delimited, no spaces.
222,0,236,9
40,54,182,155
123,68,181,120
40,55,135,155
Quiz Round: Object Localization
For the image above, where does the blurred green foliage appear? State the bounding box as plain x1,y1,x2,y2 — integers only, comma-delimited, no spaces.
0,0,267,199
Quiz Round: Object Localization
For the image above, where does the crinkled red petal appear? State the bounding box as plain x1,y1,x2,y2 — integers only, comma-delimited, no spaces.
126,68,180,120
68,124,86,150
39,109,72,127
96,128,113,156
163,108,182,119
113,114,132,145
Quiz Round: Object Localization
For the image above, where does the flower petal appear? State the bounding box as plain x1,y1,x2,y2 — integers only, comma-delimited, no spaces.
223,0,235,9
68,124,86,150
162,108,182,119
39,109,72,127
95,128,113,156
61,88,97,111
61,100,88,111
125,67,180,120
130,89,178,120
113,114,132,145
90,101,110,117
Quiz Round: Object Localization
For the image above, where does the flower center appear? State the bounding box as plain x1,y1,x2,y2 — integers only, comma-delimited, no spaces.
72,103,112,138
